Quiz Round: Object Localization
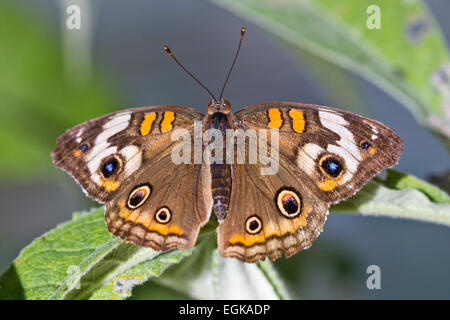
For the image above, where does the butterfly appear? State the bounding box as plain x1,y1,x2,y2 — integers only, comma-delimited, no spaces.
52,28,402,263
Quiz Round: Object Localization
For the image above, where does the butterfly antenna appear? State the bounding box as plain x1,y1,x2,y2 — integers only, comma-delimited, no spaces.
164,45,217,101
218,27,246,101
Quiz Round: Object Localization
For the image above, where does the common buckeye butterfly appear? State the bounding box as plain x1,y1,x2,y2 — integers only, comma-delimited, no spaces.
52,28,402,262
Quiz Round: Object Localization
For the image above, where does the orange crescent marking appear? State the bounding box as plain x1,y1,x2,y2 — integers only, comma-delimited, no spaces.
318,175,345,191
318,178,338,191
289,110,305,133
103,179,120,191
268,108,283,129
140,112,157,136
73,149,82,157
160,111,175,132
368,147,377,155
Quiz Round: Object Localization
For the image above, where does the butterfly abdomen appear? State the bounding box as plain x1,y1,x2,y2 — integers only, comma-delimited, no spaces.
211,163,232,220
207,111,233,221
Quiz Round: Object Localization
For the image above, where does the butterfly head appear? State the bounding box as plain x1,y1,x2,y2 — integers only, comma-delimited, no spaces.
207,99,231,114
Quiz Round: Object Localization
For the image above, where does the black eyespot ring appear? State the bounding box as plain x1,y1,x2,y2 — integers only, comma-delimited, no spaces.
127,184,151,210
100,155,122,178
276,189,302,218
320,155,344,178
245,215,262,234
155,207,171,224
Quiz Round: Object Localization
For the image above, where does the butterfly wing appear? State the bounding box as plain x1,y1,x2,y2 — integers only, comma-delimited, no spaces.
52,105,212,250
218,162,328,263
218,102,402,262
105,154,212,250
235,102,402,203
52,105,203,202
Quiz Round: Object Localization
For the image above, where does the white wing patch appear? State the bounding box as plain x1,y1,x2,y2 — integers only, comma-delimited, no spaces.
87,114,131,161
120,145,142,177
319,111,362,162
297,143,324,175
86,112,131,186
369,123,379,140
88,146,117,185
103,113,131,129
319,111,363,184
75,128,84,143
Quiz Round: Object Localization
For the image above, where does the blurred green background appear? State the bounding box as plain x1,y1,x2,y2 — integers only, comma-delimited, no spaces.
0,0,449,299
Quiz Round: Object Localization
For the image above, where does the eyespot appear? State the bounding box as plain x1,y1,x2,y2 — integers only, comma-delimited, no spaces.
79,144,89,152
276,189,302,218
101,156,122,178
320,156,343,178
360,141,371,150
360,141,377,155
155,207,171,224
245,216,262,234
74,143,89,157
127,184,151,209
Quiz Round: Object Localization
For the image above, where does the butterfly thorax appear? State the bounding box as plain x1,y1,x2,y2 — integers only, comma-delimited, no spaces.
205,100,233,221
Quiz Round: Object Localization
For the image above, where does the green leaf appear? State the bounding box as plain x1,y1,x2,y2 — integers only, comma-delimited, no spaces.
0,208,286,300
0,208,192,300
152,231,289,299
87,247,192,300
380,169,450,204
0,1,119,177
211,0,450,142
332,170,450,226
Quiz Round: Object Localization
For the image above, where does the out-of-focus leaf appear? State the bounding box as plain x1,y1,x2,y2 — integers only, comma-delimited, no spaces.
381,169,450,204
333,170,450,226
0,1,118,177
211,0,450,142
429,170,450,195
0,208,192,300
153,232,289,300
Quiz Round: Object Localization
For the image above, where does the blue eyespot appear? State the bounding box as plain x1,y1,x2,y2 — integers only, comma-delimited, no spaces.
105,163,115,173
79,144,89,152
101,157,120,178
321,157,343,178
361,141,371,150
328,161,340,172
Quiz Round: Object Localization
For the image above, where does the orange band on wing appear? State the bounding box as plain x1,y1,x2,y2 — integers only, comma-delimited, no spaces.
146,223,184,236
119,207,184,235
228,215,307,246
140,112,157,136
289,110,305,133
268,108,283,129
160,111,175,132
